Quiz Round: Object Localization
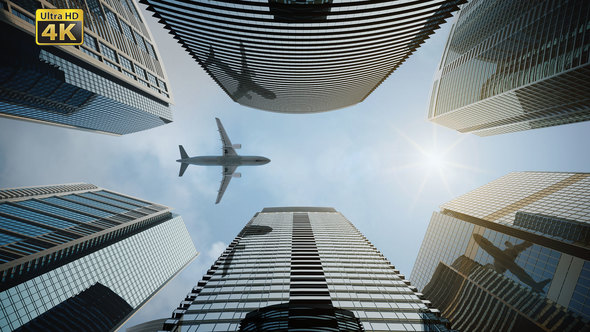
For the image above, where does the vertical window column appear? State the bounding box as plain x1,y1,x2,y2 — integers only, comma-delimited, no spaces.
290,213,331,304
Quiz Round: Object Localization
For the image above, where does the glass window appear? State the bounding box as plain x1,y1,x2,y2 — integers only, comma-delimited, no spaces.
0,204,75,229
120,22,135,43
83,33,98,52
100,43,118,63
103,7,121,32
120,56,134,72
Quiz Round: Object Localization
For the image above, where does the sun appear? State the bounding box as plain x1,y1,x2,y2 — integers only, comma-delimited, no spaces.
423,150,446,171
387,125,486,210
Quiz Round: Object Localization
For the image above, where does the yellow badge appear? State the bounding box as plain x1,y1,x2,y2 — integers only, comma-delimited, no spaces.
36,9,83,45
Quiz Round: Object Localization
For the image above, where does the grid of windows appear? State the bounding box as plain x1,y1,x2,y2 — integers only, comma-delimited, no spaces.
120,56,134,72
83,33,98,52
103,7,120,32
411,212,474,291
428,0,590,136
133,30,146,52
100,43,118,63
440,172,590,228
411,171,590,327
570,261,590,317
0,215,50,239
165,209,447,332
1,0,172,134
0,215,197,331
120,21,135,43
0,185,168,272
0,204,76,229
41,196,112,218
14,200,95,223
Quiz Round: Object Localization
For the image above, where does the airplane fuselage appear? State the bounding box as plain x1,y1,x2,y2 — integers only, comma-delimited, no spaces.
177,155,270,167
473,234,544,291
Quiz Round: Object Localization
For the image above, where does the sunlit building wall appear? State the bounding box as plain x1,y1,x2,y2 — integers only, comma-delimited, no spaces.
428,0,590,136
159,207,451,332
139,0,464,113
0,184,197,331
0,0,173,135
422,256,588,331
411,172,590,330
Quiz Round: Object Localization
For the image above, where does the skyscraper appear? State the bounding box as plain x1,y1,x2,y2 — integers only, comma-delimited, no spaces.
139,0,464,113
157,207,451,331
427,0,590,136
0,183,198,331
411,172,590,330
0,0,173,135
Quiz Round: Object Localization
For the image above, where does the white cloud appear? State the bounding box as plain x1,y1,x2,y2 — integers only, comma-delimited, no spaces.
207,241,228,261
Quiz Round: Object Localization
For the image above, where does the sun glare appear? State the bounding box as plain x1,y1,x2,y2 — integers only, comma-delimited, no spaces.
424,150,446,171
388,126,487,211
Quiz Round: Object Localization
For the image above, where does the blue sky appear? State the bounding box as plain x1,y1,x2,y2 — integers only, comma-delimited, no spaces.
1,6,590,331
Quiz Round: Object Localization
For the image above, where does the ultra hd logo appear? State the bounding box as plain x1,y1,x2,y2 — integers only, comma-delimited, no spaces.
36,9,83,46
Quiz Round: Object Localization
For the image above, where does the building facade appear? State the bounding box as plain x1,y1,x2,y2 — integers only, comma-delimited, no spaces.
0,183,198,331
159,207,451,332
0,0,173,135
411,172,590,331
427,0,590,136
140,0,464,113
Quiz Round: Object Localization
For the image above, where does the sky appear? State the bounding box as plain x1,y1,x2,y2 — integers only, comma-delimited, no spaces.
1,5,590,331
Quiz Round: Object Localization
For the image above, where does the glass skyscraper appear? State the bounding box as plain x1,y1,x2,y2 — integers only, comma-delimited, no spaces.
427,0,590,136
139,0,464,113
156,207,452,332
411,172,590,331
0,0,173,135
0,183,198,331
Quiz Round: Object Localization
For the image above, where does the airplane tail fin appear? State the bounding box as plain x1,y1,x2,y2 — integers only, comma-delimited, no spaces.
178,145,189,177
534,279,551,292
179,163,189,177
179,145,189,159
203,46,215,67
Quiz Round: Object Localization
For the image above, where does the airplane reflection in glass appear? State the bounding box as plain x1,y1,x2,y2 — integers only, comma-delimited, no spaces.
203,43,276,101
176,118,270,204
473,233,551,293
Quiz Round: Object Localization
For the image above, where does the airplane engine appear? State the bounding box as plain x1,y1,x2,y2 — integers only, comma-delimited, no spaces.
232,144,242,149
232,173,242,178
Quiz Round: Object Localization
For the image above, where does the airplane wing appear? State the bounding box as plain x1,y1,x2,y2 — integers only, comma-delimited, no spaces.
492,260,507,274
215,166,237,204
215,118,237,156
251,84,277,100
503,241,532,259
232,84,249,101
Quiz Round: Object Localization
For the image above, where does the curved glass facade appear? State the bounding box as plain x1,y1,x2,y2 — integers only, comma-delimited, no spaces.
411,172,590,330
428,0,590,136
139,0,464,113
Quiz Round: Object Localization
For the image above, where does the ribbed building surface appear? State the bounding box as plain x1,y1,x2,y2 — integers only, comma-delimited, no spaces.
140,0,464,113
428,0,590,136
0,0,173,135
411,172,590,331
157,207,452,332
0,184,198,331
423,256,589,331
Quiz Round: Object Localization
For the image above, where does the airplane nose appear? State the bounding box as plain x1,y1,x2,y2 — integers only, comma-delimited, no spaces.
264,158,271,164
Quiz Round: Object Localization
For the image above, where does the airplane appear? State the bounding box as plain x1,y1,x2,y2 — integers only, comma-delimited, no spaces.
202,43,277,101
472,233,551,293
176,118,270,204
